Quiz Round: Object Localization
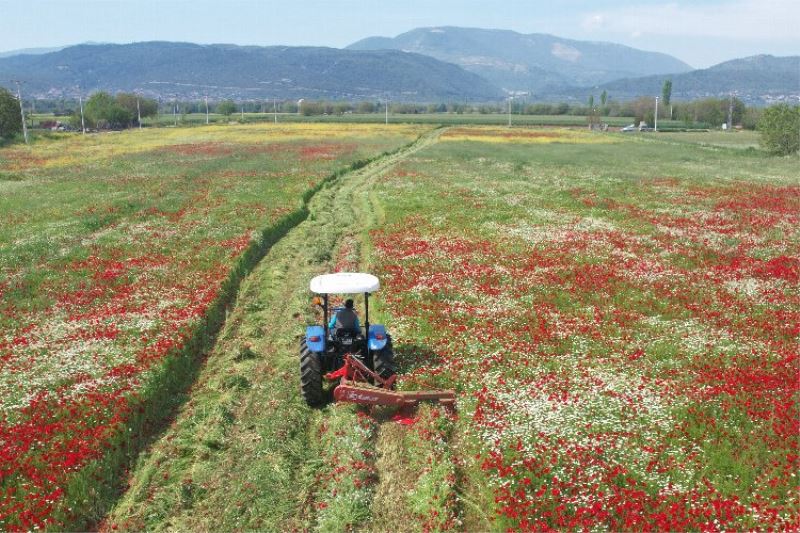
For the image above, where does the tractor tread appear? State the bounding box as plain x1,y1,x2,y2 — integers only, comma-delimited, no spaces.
299,339,323,406
373,336,396,383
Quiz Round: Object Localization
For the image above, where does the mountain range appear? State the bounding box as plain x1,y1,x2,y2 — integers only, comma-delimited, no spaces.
348,27,692,93
580,54,800,103
0,42,502,101
0,28,797,104
0,46,66,59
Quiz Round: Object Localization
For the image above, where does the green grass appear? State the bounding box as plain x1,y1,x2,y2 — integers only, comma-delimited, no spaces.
656,130,761,149
28,111,705,129
4,122,797,531
0,122,428,530
366,129,798,529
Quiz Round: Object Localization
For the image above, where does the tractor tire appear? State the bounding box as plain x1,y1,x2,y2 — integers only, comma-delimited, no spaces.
373,337,396,384
300,339,323,407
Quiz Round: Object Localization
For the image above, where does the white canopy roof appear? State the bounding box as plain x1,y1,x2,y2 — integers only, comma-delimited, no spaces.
310,272,380,294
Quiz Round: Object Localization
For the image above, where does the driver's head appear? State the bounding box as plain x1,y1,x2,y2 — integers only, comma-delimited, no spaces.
344,298,354,309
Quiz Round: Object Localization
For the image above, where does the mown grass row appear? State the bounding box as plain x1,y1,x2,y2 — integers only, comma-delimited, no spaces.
0,123,426,530
72,146,427,529
100,132,438,530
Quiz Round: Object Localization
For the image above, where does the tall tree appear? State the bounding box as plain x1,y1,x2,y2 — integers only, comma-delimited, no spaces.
216,100,237,116
600,90,607,106
758,104,800,155
588,95,595,108
0,87,22,139
83,91,132,129
115,93,158,125
662,80,673,107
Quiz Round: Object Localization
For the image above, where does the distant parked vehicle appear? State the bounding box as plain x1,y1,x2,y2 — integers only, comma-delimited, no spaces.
621,123,653,132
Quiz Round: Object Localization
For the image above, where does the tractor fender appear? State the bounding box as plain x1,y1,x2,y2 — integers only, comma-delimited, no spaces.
305,325,326,353
368,324,388,351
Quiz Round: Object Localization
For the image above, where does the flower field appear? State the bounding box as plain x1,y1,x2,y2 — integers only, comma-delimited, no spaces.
2,123,797,531
0,123,425,530
370,130,799,530
440,127,619,145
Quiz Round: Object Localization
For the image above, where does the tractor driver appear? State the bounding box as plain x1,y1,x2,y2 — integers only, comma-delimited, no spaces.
329,298,360,334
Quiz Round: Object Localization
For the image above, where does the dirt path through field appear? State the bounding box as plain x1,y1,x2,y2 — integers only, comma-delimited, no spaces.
105,128,453,531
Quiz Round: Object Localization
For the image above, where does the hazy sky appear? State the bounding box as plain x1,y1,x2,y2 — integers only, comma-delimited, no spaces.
0,0,797,68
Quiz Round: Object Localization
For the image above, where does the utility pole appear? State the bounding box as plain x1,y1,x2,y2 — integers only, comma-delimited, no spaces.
205,96,209,125
79,94,86,134
12,81,28,144
654,96,659,132
241,104,244,121
136,96,142,130
273,98,277,124
508,96,512,127
173,100,177,126
727,92,734,132
385,99,388,125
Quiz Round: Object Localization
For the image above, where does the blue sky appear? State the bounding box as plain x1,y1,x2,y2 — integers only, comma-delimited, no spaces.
0,0,797,67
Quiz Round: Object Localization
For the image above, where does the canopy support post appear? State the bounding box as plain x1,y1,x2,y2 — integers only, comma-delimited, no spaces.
323,294,329,339
364,292,370,365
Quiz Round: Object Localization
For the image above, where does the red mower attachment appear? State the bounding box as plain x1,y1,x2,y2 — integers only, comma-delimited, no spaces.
326,354,456,410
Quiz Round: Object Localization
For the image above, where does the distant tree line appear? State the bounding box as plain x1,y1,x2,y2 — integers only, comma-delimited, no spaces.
159,99,301,116
22,95,776,133
293,97,763,129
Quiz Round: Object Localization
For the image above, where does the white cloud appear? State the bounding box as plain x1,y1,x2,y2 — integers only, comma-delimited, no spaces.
581,0,799,42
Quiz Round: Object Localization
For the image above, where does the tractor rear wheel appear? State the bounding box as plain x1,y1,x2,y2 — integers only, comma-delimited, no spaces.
300,338,323,406
373,336,396,384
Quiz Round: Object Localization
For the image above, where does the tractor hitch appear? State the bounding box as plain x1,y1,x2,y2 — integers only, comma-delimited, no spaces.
326,354,456,410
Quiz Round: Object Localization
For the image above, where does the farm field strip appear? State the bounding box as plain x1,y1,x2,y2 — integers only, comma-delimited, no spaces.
103,128,448,531
0,122,414,172
369,127,799,530
440,127,620,145
655,130,761,150
27,113,664,129
0,122,427,530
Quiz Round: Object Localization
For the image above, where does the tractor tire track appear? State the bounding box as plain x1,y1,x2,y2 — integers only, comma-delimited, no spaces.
350,131,467,532
294,126,447,529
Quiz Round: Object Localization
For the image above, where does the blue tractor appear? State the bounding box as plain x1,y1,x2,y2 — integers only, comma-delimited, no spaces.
300,272,395,406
